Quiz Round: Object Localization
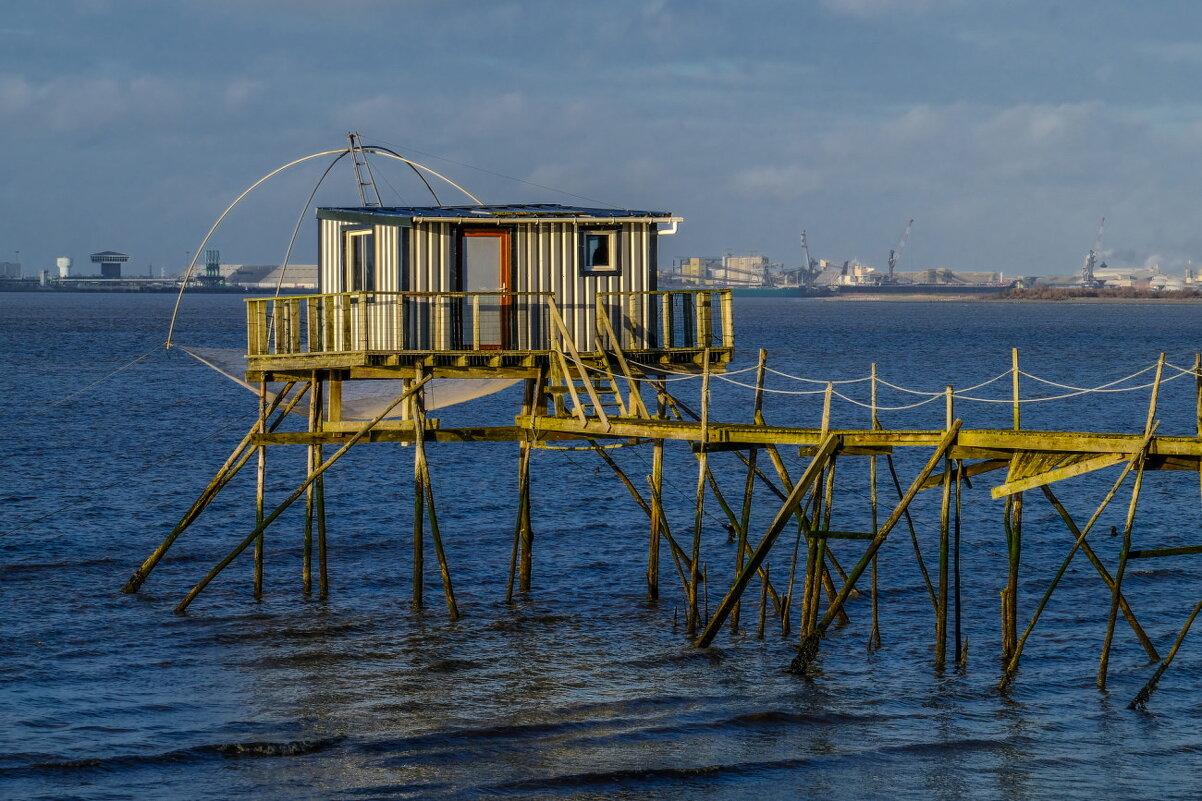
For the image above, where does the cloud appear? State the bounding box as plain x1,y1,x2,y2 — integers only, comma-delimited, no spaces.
821,0,959,18
1138,40,1202,65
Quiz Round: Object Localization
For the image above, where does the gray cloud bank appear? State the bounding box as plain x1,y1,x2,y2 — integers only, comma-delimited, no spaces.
3,0,1201,277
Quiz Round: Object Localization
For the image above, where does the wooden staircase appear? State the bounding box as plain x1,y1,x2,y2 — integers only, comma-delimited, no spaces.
545,299,650,428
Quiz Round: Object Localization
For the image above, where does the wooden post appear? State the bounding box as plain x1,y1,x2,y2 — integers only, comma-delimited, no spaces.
1100,354,1164,690
1000,423,1160,681
648,395,665,600
758,564,769,639
733,348,768,632
1001,492,1022,660
936,386,953,668
304,374,318,595
789,422,962,672
254,379,267,599
316,440,328,599
174,377,431,613
688,350,711,633
869,362,881,650
419,442,459,620
120,382,303,594
1012,347,1021,431
696,432,841,648
412,375,425,610
514,375,539,596
887,454,937,611
1040,485,1158,661
1130,598,1202,709
953,459,964,665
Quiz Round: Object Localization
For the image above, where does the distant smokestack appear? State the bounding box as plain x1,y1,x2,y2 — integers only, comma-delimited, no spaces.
56,257,72,278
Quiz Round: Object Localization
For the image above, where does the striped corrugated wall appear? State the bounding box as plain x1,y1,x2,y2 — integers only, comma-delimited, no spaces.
318,218,347,292
319,218,659,352
511,222,654,350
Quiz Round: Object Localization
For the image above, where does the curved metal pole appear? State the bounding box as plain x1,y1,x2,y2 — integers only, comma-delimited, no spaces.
273,151,349,297
165,148,349,347
164,145,483,347
366,145,443,205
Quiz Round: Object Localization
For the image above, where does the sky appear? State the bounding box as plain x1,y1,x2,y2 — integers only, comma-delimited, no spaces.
4,0,1202,278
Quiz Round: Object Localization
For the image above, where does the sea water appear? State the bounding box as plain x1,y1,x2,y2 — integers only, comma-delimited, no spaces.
4,293,1202,800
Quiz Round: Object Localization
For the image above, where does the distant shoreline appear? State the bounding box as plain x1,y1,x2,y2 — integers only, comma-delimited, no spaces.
814,288,1202,303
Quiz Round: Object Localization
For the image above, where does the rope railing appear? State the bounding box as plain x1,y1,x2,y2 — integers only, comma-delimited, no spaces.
594,353,1202,421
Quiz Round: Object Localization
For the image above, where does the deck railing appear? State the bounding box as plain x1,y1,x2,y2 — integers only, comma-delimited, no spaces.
247,291,554,357
597,289,734,353
246,289,733,361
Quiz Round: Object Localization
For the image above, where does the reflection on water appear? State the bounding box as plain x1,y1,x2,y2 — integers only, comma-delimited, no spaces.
4,294,1202,799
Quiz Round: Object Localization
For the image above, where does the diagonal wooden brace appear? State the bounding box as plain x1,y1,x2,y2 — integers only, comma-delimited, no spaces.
696,432,842,648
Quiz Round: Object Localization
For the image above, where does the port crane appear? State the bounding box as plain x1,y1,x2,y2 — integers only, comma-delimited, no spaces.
1081,217,1105,288
800,230,817,285
887,219,914,280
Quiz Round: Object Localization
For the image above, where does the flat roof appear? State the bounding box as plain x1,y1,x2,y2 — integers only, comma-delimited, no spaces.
317,203,679,226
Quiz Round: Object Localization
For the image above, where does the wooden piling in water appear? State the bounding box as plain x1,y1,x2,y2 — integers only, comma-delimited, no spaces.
120,381,304,593
136,324,1202,701
304,374,318,595
1099,354,1164,690
254,379,267,599
173,377,431,614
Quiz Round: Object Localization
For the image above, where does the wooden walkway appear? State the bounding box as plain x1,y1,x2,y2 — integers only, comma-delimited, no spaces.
120,346,1202,710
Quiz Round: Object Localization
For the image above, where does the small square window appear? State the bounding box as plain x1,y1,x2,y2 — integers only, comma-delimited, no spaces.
580,229,619,275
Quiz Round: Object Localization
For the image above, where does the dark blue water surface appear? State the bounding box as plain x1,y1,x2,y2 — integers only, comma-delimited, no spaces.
5,293,1202,800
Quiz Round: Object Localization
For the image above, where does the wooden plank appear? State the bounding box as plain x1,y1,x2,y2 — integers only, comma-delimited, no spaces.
991,452,1124,499
920,458,1008,490
322,419,441,433
256,425,563,445
1127,544,1202,559
811,530,875,540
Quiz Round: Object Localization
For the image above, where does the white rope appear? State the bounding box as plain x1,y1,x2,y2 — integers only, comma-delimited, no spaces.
873,378,944,397
958,368,1189,404
711,374,829,396
1017,363,1160,392
763,367,871,385
831,389,946,412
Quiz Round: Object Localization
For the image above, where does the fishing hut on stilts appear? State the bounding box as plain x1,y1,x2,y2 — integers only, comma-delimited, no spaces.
122,138,1202,709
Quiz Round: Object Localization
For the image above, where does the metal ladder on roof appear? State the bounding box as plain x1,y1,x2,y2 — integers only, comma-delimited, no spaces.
347,131,382,207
